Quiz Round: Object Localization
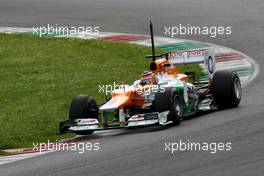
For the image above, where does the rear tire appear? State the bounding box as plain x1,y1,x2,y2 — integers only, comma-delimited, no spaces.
69,95,99,135
211,71,242,108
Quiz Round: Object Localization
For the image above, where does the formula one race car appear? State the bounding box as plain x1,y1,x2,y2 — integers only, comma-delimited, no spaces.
59,22,242,135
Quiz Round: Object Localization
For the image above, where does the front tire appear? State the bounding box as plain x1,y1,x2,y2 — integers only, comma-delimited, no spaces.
69,95,99,119
168,92,184,125
154,88,184,125
69,95,99,135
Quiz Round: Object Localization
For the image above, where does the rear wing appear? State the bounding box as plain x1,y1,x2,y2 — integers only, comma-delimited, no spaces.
168,48,216,81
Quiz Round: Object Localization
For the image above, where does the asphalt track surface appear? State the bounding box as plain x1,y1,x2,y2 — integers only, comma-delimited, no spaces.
0,0,264,175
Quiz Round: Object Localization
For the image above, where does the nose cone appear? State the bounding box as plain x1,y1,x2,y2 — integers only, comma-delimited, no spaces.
100,90,132,111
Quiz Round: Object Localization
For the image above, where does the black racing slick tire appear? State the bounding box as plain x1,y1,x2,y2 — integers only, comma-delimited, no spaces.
69,95,99,119
154,88,184,125
69,95,99,135
168,91,184,125
211,71,242,108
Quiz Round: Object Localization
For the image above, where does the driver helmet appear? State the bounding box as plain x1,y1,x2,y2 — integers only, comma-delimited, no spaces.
140,71,157,85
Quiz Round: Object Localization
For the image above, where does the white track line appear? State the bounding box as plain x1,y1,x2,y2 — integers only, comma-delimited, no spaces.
0,151,54,165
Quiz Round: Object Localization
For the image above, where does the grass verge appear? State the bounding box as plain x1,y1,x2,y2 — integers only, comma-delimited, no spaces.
0,33,203,150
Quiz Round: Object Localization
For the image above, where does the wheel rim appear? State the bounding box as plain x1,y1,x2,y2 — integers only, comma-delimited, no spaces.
234,77,242,99
174,96,183,118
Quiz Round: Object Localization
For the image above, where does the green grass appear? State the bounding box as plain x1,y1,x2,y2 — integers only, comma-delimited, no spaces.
0,33,203,150
178,64,204,82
